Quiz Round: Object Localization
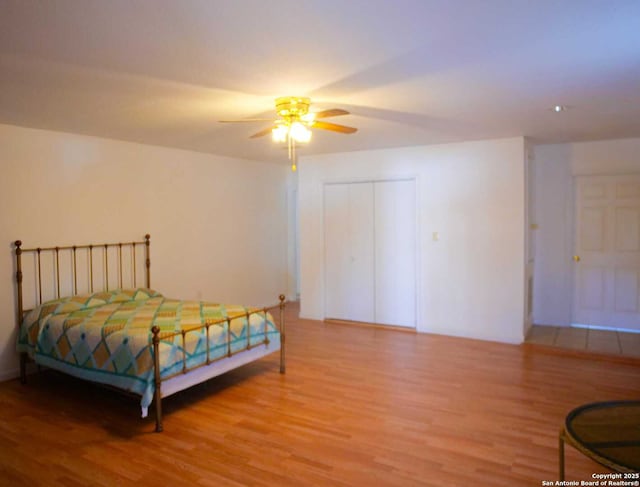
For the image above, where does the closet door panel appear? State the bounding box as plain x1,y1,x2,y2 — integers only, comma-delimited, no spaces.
374,180,416,327
324,184,351,321
324,183,375,322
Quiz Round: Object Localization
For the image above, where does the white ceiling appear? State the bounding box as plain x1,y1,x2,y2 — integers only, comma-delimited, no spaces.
1,0,639,163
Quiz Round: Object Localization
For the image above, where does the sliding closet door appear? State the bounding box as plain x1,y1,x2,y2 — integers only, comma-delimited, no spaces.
374,180,417,327
324,183,375,322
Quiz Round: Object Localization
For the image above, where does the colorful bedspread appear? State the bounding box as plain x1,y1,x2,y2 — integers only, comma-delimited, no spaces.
17,288,280,413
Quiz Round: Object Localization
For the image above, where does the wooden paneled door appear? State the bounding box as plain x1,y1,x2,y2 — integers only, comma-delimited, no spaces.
573,175,640,330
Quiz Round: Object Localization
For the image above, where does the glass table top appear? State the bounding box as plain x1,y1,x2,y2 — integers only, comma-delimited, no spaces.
565,400,640,471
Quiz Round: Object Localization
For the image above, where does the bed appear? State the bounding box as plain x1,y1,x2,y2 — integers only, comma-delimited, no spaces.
13,235,286,432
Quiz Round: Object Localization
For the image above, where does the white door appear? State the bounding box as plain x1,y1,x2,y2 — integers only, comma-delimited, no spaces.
573,175,640,330
324,182,375,322
374,180,417,327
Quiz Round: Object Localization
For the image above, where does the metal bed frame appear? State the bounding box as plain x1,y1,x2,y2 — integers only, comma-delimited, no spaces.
13,234,286,432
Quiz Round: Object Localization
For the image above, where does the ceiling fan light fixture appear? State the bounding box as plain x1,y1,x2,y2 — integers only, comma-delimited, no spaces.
224,97,354,173
272,121,312,143
272,124,288,142
289,121,312,143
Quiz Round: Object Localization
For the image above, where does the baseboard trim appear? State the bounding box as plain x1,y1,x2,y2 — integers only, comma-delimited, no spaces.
0,367,20,383
324,318,417,333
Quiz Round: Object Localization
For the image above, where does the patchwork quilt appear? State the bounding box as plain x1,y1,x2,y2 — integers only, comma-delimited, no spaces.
17,288,280,413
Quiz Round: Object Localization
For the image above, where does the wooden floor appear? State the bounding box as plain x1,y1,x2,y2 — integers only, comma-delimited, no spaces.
1,304,638,486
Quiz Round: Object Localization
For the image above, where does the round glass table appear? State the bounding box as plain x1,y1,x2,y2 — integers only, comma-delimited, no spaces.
559,400,640,479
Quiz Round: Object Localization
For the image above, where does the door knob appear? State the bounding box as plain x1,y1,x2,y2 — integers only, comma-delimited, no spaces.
573,255,581,262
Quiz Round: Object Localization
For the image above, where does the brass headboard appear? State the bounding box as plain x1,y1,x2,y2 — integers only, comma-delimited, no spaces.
14,234,151,327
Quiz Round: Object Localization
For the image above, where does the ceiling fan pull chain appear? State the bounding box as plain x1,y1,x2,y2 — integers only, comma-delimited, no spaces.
292,140,298,172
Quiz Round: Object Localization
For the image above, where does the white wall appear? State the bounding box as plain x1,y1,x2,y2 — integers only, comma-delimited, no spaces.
286,171,299,302
0,123,289,380
524,138,535,338
532,137,640,326
299,137,526,344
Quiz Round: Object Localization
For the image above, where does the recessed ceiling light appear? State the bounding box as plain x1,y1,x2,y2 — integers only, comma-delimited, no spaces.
553,105,566,112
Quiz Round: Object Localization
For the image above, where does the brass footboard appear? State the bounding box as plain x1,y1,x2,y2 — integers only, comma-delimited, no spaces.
151,295,286,432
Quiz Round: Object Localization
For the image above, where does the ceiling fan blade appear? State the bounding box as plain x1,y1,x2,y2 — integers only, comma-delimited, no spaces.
219,118,274,123
313,108,349,119
313,121,358,134
249,126,275,139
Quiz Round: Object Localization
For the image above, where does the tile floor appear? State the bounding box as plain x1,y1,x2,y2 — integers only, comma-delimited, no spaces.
526,325,640,358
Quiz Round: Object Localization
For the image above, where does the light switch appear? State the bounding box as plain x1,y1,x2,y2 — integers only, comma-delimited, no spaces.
432,232,439,241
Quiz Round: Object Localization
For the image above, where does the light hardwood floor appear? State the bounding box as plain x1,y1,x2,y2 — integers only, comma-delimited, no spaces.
1,304,638,486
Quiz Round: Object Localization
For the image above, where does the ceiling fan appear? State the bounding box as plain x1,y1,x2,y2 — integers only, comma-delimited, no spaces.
219,96,357,170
